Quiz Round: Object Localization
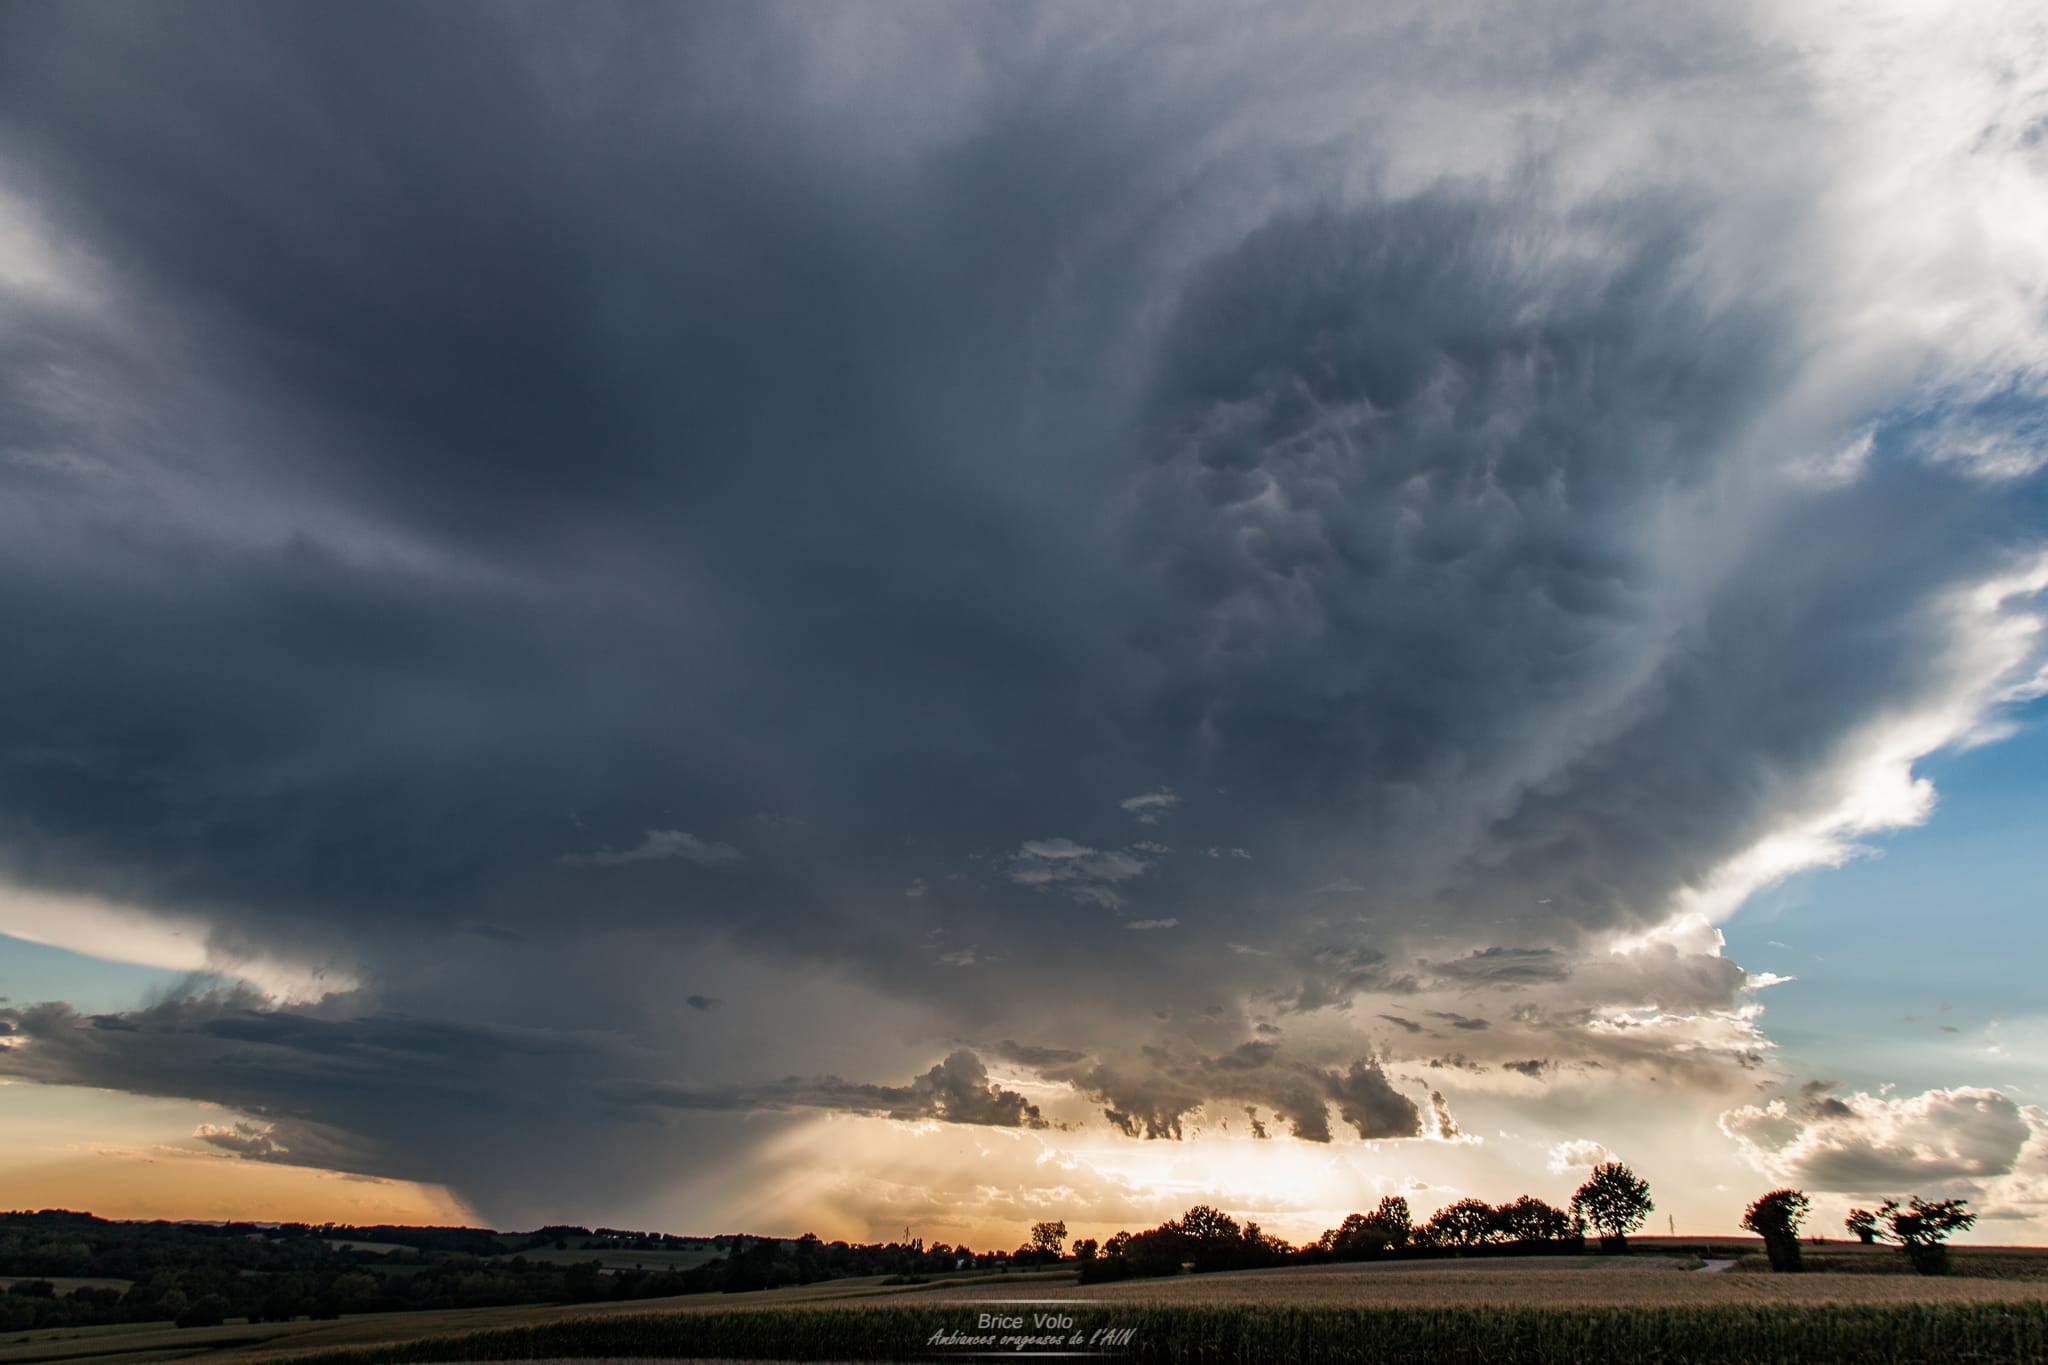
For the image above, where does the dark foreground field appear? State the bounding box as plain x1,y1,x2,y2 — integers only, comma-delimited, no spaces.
12,1251,2048,1365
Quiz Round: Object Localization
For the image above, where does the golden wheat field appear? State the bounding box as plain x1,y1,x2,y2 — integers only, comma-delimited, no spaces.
910,1257,2048,1309
15,1259,2048,1365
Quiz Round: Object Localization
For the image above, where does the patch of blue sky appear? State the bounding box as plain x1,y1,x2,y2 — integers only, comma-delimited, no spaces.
1725,695,2048,1098
0,933,213,1015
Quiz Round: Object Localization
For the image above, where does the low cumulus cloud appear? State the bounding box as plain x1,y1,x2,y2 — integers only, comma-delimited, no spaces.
1548,1139,1617,1174
195,1119,289,1160
1722,1086,2045,1197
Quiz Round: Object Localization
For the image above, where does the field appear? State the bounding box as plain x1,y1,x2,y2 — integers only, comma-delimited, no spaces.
482,1246,725,1273
10,1252,2048,1364
0,1282,131,1297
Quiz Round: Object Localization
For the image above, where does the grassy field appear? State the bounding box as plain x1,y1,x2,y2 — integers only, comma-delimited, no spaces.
482,1246,724,1272
0,1281,132,1296
11,1254,2048,1364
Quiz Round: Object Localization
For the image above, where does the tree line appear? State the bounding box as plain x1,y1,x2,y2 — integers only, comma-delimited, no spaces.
1,1177,1986,1330
1742,1188,1978,1276
1077,1162,1653,1282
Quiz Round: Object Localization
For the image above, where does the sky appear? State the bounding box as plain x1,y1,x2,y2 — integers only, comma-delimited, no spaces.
2,0,2047,1250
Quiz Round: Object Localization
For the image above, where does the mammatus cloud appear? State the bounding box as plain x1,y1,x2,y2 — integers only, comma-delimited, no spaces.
559,830,740,868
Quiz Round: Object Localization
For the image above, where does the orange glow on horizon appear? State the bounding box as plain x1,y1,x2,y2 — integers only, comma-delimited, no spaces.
0,1146,480,1226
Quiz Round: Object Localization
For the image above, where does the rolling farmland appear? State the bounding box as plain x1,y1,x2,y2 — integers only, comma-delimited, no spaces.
10,1253,2048,1364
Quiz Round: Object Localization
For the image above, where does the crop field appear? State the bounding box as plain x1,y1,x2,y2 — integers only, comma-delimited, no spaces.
12,1257,2048,1365
914,1256,2048,1309
247,1299,2048,1365
483,1246,726,1273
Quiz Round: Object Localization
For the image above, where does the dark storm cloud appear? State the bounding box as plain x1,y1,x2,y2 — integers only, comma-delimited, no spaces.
1799,1079,1856,1120
995,1041,1088,1069
604,1048,1048,1129
0,0,2043,1222
1037,1044,1421,1143
1428,1090,1461,1140
1428,950,1572,987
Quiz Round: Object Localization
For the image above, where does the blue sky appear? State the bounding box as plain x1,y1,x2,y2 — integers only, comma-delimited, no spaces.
1726,698,2048,1100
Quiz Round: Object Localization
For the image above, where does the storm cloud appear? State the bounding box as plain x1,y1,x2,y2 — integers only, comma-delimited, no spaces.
1,0,2045,1227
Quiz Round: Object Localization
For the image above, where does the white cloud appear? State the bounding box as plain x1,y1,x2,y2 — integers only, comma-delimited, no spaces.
1003,838,1151,908
1119,789,1180,824
1722,1085,2042,1197
559,829,740,868
1547,1139,1616,1173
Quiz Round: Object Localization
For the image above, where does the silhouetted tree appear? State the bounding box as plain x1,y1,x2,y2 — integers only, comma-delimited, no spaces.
1424,1199,1496,1250
1845,1208,1878,1244
1740,1189,1811,1272
1318,1213,1390,1260
1030,1221,1067,1257
1368,1195,1413,1250
1173,1206,1246,1273
1493,1195,1576,1245
1572,1162,1653,1252
1873,1197,1977,1275
1072,1239,1098,1263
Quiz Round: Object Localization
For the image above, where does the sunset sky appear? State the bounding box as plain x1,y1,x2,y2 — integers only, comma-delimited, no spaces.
3,0,2047,1251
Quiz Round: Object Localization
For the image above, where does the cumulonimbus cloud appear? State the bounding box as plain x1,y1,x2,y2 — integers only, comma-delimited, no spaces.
0,0,2042,1227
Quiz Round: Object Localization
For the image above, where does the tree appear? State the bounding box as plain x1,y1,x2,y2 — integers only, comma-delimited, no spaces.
1494,1195,1576,1245
1173,1205,1248,1273
1844,1208,1878,1244
1424,1199,1497,1250
1873,1197,1976,1275
1072,1238,1098,1263
1572,1162,1653,1252
1740,1189,1811,1273
1029,1221,1067,1257
1319,1213,1388,1260
1367,1195,1413,1250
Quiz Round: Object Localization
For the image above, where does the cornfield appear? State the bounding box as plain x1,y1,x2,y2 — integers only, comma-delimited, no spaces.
266,1301,2048,1364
